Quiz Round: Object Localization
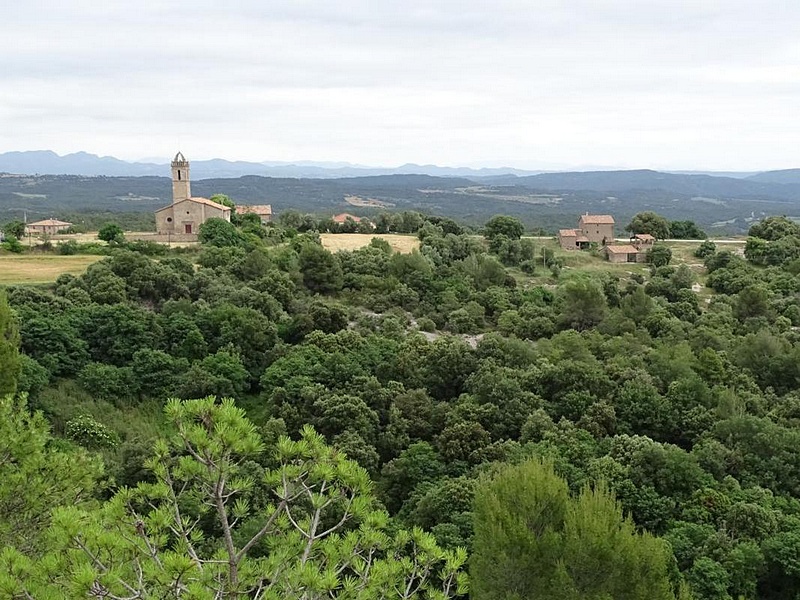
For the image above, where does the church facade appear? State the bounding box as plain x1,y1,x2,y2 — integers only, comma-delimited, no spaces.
155,152,231,235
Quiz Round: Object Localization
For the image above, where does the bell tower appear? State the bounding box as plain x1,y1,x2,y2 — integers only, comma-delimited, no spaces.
171,151,191,202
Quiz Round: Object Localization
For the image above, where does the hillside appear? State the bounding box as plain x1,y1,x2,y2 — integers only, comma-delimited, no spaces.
2,171,800,233
747,168,800,185
492,169,800,199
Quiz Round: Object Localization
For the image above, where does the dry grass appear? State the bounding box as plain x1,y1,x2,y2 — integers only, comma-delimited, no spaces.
0,255,102,284
320,233,420,254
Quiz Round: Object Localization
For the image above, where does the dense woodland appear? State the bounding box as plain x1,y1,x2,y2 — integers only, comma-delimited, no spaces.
3,211,800,598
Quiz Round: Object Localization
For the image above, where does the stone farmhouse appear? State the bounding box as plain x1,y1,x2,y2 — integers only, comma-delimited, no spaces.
25,218,73,235
155,152,231,235
558,214,655,263
332,213,364,224
558,214,615,250
237,204,273,225
604,234,655,263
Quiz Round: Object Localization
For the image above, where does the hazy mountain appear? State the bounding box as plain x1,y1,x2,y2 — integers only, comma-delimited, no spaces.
0,151,161,177
0,151,545,179
746,169,800,185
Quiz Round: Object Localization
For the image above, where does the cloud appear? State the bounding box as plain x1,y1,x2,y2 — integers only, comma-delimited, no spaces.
2,0,799,169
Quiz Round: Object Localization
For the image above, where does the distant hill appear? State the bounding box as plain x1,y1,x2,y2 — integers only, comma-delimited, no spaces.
2,171,800,235
746,169,800,185
491,169,800,200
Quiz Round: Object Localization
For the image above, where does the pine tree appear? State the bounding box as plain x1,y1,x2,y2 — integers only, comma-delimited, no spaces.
471,459,677,600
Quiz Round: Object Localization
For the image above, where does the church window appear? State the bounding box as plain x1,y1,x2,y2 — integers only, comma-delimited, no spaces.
166,217,172,223
177,170,181,180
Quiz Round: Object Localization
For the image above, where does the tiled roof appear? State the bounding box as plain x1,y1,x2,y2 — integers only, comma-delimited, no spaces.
605,244,639,253
156,197,231,213
237,204,272,215
634,233,655,240
27,219,72,227
186,197,230,210
332,213,362,223
559,229,578,237
579,214,615,224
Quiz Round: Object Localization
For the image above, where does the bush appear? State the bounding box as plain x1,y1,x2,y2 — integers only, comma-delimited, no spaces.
57,240,79,255
78,363,139,403
694,240,716,259
1,235,24,253
65,414,118,449
416,316,437,332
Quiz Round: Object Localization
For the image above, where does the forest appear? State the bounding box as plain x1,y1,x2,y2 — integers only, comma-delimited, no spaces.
3,210,800,599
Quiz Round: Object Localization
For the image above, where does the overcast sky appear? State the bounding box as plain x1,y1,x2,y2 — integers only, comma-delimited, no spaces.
3,1,799,170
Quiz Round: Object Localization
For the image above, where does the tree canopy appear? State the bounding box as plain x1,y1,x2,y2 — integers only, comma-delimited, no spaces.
626,211,671,240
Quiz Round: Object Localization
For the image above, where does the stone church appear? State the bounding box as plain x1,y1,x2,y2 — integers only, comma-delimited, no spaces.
155,152,231,235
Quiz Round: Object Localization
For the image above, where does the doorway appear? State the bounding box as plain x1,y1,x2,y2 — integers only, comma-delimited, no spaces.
184,224,192,234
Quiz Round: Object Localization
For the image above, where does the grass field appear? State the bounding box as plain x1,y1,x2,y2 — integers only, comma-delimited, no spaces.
0,254,102,284
320,233,420,254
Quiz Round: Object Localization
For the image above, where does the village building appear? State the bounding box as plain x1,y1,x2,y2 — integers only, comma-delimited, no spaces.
579,214,615,244
630,233,655,250
557,228,589,251
332,213,364,224
25,218,72,236
558,214,615,250
604,234,655,263
155,152,231,235
604,244,641,263
237,204,273,225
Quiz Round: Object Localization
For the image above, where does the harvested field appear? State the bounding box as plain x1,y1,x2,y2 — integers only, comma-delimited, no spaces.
320,233,420,254
0,255,102,284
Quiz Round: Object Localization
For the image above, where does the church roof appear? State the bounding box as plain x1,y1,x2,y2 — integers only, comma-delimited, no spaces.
172,151,187,163
155,197,230,213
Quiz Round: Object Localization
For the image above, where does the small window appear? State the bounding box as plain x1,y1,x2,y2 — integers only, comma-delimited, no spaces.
177,170,181,181
166,217,173,223
186,210,190,214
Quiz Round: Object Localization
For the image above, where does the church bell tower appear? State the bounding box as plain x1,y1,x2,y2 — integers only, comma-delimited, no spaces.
171,151,191,202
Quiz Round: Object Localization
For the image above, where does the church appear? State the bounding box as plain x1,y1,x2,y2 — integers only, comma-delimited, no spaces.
155,152,231,235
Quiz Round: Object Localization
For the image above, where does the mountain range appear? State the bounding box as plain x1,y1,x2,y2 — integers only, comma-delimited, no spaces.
4,150,797,182
0,151,548,179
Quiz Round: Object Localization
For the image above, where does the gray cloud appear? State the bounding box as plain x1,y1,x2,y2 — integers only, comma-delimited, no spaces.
2,0,799,169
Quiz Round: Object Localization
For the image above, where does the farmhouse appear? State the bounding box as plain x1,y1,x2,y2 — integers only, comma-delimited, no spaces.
237,204,273,225
604,244,640,263
558,214,615,250
579,214,615,244
604,235,655,263
155,152,231,235
26,219,72,235
557,228,589,251
332,213,364,224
